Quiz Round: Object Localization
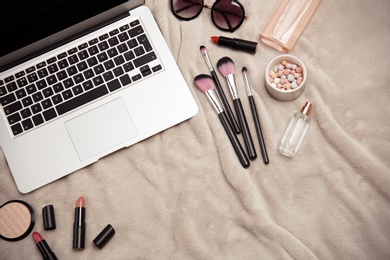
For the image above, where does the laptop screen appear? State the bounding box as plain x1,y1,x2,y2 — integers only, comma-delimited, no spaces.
0,0,145,71
0,0,128,57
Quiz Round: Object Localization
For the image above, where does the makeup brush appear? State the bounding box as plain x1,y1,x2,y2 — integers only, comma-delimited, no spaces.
194,74,250,168
242,67,269,164
199,46,241,134
217,57,257,160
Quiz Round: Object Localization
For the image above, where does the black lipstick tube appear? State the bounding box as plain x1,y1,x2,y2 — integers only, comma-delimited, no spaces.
36,240,58,260
217,36,258,53
73,207,86,249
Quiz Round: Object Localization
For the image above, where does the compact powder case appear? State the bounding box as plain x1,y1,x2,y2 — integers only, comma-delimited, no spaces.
0,200,35,242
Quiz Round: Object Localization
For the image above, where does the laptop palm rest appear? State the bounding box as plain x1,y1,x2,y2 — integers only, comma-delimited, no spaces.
65,98,137,161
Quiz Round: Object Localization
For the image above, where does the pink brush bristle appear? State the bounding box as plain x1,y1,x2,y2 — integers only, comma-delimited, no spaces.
200,45,206,53
217,57,235,77
242,67,248,75
194,74,215,93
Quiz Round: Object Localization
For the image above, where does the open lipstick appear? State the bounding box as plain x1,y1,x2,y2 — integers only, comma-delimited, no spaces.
242,67,269,164
199,45,241,134
73,196,86,250
32,231,58,260
217,57,257,160
194,74,249,168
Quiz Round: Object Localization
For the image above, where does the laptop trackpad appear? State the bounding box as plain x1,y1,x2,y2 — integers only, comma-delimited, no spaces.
65,98,138,161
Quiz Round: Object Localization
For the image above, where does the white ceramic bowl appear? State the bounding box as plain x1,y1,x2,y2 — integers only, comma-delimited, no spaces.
265,54,307,101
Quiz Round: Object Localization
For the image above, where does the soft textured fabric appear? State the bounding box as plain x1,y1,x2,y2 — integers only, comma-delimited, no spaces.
1,0,390,259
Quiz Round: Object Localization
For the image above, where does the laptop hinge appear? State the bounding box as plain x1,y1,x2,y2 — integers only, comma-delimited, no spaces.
1,12,130,72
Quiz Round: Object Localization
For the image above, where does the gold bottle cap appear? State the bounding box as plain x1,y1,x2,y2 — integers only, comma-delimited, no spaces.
301,102,312,115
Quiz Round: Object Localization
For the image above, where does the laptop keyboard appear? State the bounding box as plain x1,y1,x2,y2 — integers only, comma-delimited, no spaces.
0,19,162,136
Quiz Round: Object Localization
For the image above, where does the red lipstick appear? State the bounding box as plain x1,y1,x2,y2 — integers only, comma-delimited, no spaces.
32,231,58,260
73,196,86,250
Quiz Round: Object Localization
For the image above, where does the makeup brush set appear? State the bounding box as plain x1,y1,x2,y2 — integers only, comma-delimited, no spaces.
194,47,269,168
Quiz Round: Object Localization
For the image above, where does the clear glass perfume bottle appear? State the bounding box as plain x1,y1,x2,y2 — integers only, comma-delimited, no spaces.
279,102,312,157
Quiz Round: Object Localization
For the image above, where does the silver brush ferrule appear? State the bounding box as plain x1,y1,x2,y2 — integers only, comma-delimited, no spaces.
201,50,214,72
226,74,239,100
206,89,224,114
242,73,253,96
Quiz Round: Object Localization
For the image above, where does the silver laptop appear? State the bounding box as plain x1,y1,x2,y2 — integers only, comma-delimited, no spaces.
0,0,198,193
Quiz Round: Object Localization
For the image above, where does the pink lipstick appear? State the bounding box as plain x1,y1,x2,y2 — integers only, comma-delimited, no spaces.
33,231,58,260
73,196,86,250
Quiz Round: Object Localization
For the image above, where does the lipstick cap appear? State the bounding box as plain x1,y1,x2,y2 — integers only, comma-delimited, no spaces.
93,224,115,249
42,205,56,230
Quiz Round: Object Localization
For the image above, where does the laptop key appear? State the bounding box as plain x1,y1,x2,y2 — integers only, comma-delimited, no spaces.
6,82,18,92
11,123,23,136
52,94,63,105
4,101,23,115
133,52,157,68
58,59,69,69
26,66,36,74
32,92,44,103
32,114,44,126
21,108,32,118
62,90,73,100
37,68,49,78
56,85,109,115
48,64,59,74
31,103,42,114
113,67,124,77
130,20,140,27
47,57,57,64
22,118,34,131
7,113,21,125
22,96,33,107
82,80,93,91
137,34,153,52
17,77,28,88
108,37,119,47
36,79,47,90
41,99,53,109
88,45,99,56
43,108,57,121
128,25,144,38
27,73,38,83
119,74,131,86
53,82,64,93
83,69,94,80
0,86,7,96
15,71,25,78
0,93,16,106
26,84,37,94
16,88,27,99
107,79,121,92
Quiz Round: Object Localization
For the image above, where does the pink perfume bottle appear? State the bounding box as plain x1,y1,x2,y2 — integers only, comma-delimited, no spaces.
260,0,321,53
279,102,312,157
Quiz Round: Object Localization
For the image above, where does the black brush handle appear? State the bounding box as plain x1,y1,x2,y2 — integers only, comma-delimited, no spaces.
219,111,250,168
248,96,269,164
234,98,257,160
211,70,241,134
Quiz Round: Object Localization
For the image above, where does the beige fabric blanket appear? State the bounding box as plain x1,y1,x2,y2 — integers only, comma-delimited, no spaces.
1,0,390,259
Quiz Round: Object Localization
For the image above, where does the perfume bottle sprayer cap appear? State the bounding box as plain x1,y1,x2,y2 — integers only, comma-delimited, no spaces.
301,102,312,115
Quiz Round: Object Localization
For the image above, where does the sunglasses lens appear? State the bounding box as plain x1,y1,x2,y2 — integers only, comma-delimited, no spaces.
172,0,203,20
212,0,245,31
